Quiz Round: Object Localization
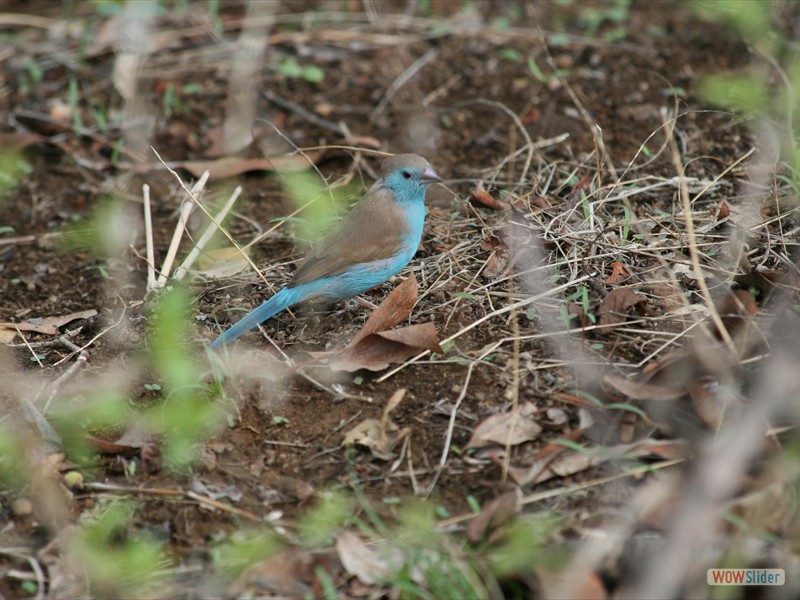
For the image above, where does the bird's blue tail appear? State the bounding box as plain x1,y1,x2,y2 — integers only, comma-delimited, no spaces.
209,286,302,350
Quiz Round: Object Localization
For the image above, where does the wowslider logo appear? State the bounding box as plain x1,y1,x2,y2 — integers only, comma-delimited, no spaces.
707,569,785,586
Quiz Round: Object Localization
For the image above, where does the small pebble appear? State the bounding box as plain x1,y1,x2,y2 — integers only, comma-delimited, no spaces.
11,497,33,516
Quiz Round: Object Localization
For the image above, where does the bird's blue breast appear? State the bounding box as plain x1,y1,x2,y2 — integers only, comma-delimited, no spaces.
304,191,426,303
397,194,426,264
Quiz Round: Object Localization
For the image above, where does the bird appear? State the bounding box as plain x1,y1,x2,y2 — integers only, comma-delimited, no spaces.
209,154,441,350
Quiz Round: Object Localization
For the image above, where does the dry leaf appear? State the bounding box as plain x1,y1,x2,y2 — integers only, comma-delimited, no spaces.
552,391,605,409
325,276,443,372
729,479,793,534
84,435,141,456
466,406,543,450
0,131,48,150
336,531,393,585
229,548,312,598
382,388,406,421
597,288,645,327
342,389,410,460
0,309,97,336
327,323,442,372
508,438,687,486
604,374,686,401
352,276,418,342
480,235,510,279
605,261,630,284
714,289,757,342
686,378,724,427
195,246,252,278
711,199,730,220
470,182,505,209
466,492,519,543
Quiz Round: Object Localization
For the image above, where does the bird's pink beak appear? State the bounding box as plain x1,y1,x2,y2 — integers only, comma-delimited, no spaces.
421,165,442,184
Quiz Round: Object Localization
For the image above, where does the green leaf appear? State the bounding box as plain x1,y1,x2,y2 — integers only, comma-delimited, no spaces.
302,65,325,83
606,402,648,419
550,438,588,453
527,56,548,83
691,0,769,42
698,72,768,116
450,291,478,300
498,47,520,62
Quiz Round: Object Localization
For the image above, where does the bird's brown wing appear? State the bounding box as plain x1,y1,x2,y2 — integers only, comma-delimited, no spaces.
291,186,408,286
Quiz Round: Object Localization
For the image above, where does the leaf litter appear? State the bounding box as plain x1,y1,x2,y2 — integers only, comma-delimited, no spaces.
2,1,799,598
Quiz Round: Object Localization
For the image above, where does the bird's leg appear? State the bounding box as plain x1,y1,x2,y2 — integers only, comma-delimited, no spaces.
353,295,378,310
335,295,377,317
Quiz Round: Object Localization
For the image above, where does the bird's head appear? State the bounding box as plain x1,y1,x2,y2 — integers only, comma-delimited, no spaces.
381,154,441,200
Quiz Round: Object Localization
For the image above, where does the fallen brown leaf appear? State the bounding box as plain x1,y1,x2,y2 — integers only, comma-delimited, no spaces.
714,289,757,342
229,547,312,598
324,276,443,372
0,131,49,150
327,323,441,372
195,246,252,278
0,309,98,336
336,531,394,585
353,276,418,342
466,491,519,543
507,438,687,486
686,378,724,427
597,288,645,327
470,182,505,209
551,391,605,409
84,435,141,456
466,404,543,450
342,389,411,460
604,261,631,284
480,235,510,279
711,199,730,220
604,374,686,401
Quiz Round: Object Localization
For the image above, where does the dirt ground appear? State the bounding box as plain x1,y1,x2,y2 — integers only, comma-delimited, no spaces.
2,1,799,598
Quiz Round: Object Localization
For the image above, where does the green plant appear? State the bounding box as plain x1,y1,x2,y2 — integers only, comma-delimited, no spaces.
0,425,28,491
274,56,325,83
211,528,282,579
527,56,571,84
162,82,192,117
276,168,361,244
694,1,799,182
297,489,352,547
148,286,224,471
565,285,596,324
17,58,43,95
69,499,169,596
555,0,632,41
0,149,33,199
68,77,84,132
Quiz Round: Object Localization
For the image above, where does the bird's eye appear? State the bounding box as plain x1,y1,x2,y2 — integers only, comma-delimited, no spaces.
402,171,412,179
